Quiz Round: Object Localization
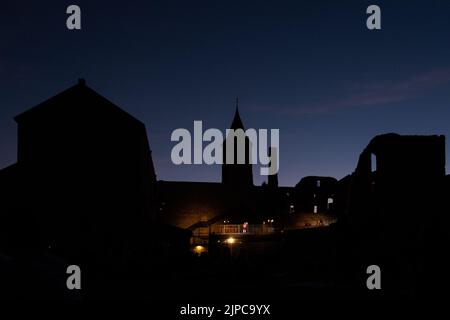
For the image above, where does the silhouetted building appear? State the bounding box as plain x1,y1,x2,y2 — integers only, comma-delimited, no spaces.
157,181,225,230
293,176,337,214
0,79,160,297
340,133,448,296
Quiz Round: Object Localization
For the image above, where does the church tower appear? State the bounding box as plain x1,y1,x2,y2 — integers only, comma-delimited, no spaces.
221,99,254,188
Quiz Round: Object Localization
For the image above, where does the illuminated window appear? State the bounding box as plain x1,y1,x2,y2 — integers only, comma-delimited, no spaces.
314,205,318,214
327,198,334,210
316,180,321,188
371,153,377,172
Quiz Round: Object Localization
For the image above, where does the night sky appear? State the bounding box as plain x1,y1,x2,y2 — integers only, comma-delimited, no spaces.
1,0,450,186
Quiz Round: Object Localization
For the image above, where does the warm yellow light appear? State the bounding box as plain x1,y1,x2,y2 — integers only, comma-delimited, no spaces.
225,237,235,244
193,245,206,255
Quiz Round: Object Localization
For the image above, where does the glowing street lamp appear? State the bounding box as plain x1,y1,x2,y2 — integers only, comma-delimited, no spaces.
225,237,235,244
225,237,235,261
193,245,206,256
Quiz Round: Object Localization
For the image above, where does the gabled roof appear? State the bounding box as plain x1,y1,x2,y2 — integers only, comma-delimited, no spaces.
14,79,144,127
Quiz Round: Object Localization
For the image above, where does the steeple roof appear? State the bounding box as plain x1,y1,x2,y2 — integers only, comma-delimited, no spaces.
230,97,245,130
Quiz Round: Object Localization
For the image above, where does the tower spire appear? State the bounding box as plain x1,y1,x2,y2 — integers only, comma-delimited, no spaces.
230,97,244,130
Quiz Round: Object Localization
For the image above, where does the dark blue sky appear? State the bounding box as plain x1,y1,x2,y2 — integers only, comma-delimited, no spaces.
1,0,450,186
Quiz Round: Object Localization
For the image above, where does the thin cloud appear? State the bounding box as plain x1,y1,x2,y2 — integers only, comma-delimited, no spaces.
252,68,450,116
